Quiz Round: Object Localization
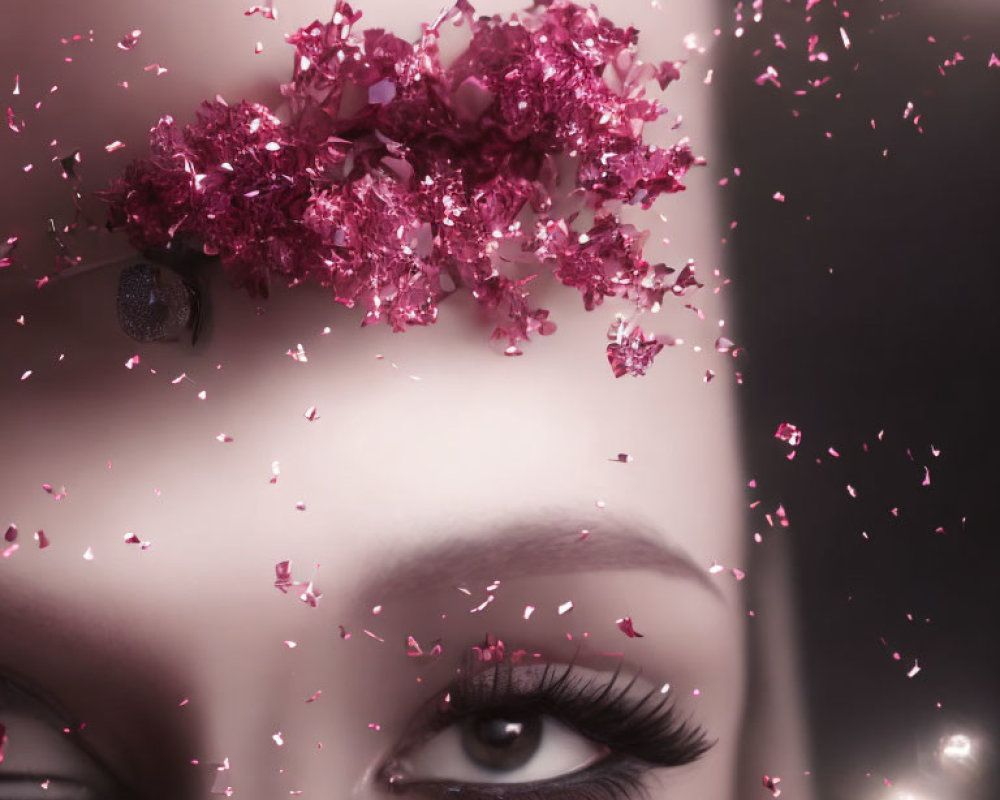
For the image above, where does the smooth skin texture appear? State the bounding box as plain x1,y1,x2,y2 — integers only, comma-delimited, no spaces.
0,2,810,799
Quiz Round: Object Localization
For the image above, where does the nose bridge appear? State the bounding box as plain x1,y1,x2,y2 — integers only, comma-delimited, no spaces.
189,619,397,800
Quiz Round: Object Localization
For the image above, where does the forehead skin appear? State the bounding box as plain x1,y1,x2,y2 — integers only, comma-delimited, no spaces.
0,2,758,800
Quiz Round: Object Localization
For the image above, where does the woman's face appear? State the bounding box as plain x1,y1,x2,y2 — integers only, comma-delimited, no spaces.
0,2,772,800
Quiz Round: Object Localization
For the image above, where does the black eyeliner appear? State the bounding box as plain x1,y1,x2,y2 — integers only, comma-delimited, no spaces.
381,649,713,800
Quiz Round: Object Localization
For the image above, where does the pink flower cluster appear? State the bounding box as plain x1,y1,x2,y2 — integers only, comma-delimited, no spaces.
102,0,696,374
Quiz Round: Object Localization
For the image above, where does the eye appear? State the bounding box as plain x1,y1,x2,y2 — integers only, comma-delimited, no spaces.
380,654,712,800
116,262,202,344
403,712,603,784
0,678,122,800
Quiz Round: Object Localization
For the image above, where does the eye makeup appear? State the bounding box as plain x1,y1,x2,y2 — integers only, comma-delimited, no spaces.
0,676,123,800
379,646,712,800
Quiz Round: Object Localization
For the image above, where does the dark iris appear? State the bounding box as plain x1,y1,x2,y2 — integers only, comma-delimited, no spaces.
117,263,200,344
460,714,543,771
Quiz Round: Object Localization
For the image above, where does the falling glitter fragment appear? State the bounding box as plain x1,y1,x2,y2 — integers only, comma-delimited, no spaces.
124,532,151,550
305,690,322,703
272,732,284,746
907,660,921,678
35,530,50,549
303,406,319,421
216,433,234,443
557,601,574,615
616,616,644,638
607,322,665,378
774,422,801,447
244,3,278,20
762,774,782,798
117,30,142,51
82,547,95,561
4,525,16,542
105,140,126,153
523,605,535,620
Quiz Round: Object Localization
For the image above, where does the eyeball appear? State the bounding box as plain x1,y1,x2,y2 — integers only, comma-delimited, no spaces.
401,713,604,784
117,262,200,344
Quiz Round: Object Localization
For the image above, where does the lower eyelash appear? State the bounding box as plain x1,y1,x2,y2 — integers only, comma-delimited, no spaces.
397,755,651,800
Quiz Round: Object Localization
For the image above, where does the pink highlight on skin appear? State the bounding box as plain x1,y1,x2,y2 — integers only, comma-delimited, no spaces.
100,0,699,373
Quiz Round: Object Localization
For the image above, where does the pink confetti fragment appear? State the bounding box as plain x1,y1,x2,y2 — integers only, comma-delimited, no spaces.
708,562,725,574
616,616,644,638
611,453,633,463
272,732,284,746
523,604,535,620
557,601,574,615
0,723,6,763
82,547,94,561
216,433,233,443
303,405,319,421
305,689,322,703
123,532,151,549
772,191,786,203
11,74,20,95
143,63,169,76
989,53,1000,68
125,355,140,369
755,65,781,88
35,530,49,548
763,774,782,798
715,336,735,354
1,543,18,559
847,484,858,498
117,30,142,51
839,27,851,50
921,466,931,486
3,525,16,543
244,3,278,20
6,106,24,134
907,660,921,678
606,323,665,379
105,140,126,153
774,422,802,447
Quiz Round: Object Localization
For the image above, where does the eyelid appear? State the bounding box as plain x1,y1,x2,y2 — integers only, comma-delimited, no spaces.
379,653,712,793
0,676,124,799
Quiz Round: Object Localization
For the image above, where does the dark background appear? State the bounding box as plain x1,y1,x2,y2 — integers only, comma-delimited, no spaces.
720,2,1000,798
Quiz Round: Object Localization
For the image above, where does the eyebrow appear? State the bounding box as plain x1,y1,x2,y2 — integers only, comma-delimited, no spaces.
365,513,720,600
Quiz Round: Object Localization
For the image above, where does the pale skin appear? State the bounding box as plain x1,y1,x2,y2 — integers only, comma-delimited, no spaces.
1,2,810,799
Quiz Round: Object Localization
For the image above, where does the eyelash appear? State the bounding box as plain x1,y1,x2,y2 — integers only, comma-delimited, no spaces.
386,655,713,800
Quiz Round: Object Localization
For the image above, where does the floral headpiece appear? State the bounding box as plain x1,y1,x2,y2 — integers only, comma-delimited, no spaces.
101,0,700,376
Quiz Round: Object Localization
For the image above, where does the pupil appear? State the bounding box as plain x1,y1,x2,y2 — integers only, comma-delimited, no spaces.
461,714,542,771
